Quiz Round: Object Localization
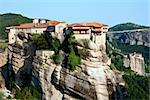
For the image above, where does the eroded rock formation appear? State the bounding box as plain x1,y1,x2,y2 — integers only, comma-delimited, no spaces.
31,40,127,100
107,29,150,47
123,53,145,75
2,31,127,100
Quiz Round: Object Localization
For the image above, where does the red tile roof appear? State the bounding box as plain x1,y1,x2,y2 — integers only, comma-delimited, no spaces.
47,20,62,26
82,22,108,27
68,23,85,27
69,22,108,27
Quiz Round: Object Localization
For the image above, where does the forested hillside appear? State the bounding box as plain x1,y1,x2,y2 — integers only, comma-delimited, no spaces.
109,22,149,31
0,13,32,39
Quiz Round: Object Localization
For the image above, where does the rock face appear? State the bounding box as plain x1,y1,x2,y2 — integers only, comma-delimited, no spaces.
32,50,63,100
123,53,145,75
0,49,7,67
0,49,8,91
4,32,127,100
107,29,150,47
7,41,36,87
31,44,126,100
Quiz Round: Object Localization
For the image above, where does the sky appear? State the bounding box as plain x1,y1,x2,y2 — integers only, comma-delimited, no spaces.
0,0,149,26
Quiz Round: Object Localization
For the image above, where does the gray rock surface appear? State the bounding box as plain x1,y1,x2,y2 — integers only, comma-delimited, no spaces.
107,29,150,47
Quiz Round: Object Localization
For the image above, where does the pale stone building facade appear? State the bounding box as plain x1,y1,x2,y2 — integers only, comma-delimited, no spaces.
6,19,67,44
68,22,109,51
7,20,108,51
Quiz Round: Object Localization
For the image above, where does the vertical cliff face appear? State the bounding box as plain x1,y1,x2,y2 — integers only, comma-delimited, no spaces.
0,49,7,67
123,53,145,75
3,31,128,100
107,29,150,47
0,50,7,90
31,40,127,100
7,41,36,87
32,50,63,100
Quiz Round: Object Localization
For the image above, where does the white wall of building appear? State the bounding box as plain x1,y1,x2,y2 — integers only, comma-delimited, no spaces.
74,34,90,40
55,23,67,33
8,28,16,44
31,28,47,34
74,33,106,51
96,33,106,50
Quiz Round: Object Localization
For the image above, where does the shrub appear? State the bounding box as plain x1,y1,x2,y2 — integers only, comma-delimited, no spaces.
52,53,61,65
16,86,41,100
30,33,49,50
0,42,8,49
51,38,61,53
62,31,81,71
67,47,81,71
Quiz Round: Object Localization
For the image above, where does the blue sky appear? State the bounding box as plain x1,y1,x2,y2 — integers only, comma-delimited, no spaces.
0,0,149,26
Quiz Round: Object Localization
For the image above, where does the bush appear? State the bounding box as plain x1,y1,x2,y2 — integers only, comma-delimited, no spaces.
16,86,41,100
62,31,81,71
30,33,49,50
67,47,81,71
51,38,61,53
0,42,8,49
52,53,61,65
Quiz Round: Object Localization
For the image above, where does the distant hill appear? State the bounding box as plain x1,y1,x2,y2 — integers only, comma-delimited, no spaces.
109,22,149,32
0,13,32,39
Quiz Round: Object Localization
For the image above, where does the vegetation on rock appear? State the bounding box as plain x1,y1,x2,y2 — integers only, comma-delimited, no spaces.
0,40,8,49
30,33,49,50
52,53,61,65
106,40,149,100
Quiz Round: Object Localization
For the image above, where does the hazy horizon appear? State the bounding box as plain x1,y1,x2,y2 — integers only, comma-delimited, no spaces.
0,0,149,27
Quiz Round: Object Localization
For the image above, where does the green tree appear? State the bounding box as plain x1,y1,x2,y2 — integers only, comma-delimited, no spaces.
30,33,49,50
62,30,81,71
67,47,81,71
52,53,61,65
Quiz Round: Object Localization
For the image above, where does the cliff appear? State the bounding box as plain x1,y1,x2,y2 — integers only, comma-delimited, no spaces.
31,40,126,100
123,53,145,75
107,28,150,47
0,30,128,99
